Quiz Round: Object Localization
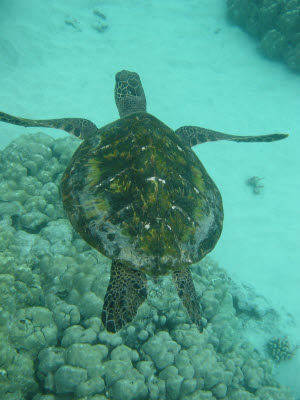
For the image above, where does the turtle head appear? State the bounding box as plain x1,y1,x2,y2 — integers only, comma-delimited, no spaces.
115,70,147,118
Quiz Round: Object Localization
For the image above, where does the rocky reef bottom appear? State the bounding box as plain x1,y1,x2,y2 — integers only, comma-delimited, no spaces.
227,0,300,74
0,132,295,399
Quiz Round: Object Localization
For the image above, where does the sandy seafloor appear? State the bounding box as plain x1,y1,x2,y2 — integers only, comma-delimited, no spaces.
0,0,299,395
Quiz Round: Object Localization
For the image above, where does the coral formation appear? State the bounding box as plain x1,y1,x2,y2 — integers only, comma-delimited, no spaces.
227,0,300,73
245,176,264,195
64,9,108,34
92,9,108,33
0,132,294,399
267,337,298,362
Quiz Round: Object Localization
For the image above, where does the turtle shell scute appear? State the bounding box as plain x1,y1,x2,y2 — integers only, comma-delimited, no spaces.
61,112,223,276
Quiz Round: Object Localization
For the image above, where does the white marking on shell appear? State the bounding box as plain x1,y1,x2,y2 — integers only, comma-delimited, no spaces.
145,223,150,229
146,176,156,181
171,205,192,222
146,176,166,184
100,144,110,150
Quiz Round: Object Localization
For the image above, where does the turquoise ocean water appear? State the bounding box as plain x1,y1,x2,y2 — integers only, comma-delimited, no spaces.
0,1,299,399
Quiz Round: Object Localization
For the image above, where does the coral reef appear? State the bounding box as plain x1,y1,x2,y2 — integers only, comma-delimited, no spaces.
226,0,300,73
0,132,295,399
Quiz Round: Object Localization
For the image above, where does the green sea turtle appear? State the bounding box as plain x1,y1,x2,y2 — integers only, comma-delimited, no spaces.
0,70,288,333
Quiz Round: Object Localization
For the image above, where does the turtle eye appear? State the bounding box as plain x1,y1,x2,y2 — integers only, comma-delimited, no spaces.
127,86,136,96
128,78,138,87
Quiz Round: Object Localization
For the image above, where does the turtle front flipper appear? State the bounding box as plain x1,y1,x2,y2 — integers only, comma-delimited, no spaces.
175,126,288,147
101,260,148,333
172,267,203,333
0,111,97,139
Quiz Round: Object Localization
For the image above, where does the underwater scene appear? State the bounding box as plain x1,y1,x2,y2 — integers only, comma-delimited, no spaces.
0,0,299,399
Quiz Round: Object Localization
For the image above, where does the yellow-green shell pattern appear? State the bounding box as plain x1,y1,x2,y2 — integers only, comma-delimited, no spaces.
61,112,223,276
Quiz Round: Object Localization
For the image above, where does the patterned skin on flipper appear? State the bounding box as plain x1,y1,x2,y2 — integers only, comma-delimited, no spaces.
101,260,147,333
175,126,289,147
0,111,97,139
173,267,203,332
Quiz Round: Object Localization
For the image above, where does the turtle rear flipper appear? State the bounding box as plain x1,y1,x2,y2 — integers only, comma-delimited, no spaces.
176,125,288,147
172,267,203,333
101,260,148,333
0,111,97,139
